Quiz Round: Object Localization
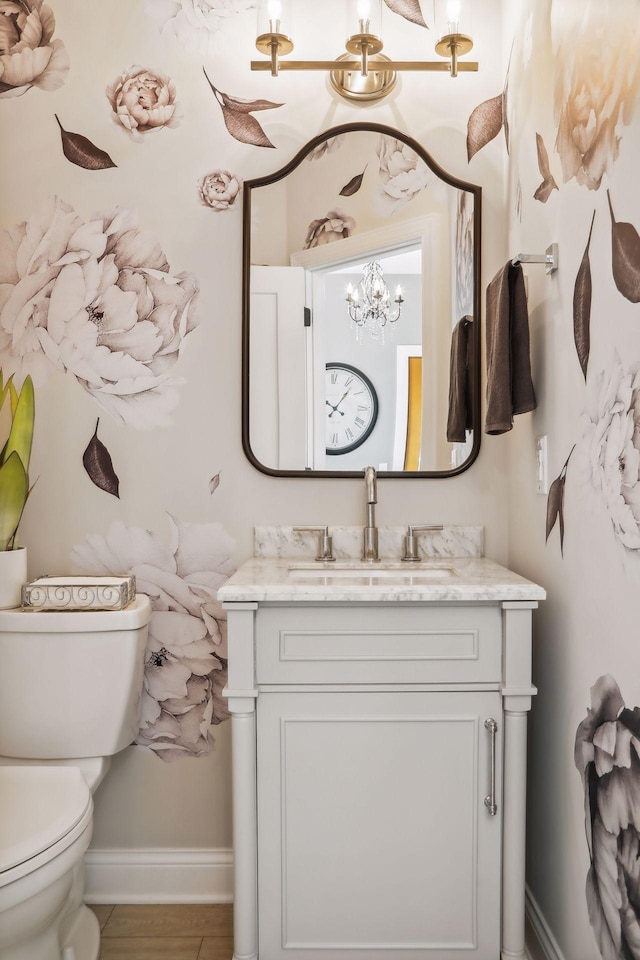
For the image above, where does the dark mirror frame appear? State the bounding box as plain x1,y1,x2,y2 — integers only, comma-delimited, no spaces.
242,121,482,479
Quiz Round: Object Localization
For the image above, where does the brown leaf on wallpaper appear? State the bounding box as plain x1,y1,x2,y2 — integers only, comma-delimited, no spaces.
55,115,117,170
573,211,596,380
340,167,367,197
546,474,566,554
607,190,640,303
546,447,575,555
83,420,120,498
209,471,221,495
383,0,428,28
533,133,558,203
467,94,504,162
203,69,282,149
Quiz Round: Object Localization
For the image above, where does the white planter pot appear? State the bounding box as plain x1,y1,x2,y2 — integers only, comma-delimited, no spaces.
0,547,27,609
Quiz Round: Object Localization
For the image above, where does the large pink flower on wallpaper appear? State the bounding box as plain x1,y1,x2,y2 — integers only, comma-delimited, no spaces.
0,197,199,429
575,675,640,958
304,210,355,250
144,0,255,57
71,516,236,761
106,67,180,141
0,0,69,98
551,0,640,190
579,358,640,551
198,169,242,210
376,135,430,215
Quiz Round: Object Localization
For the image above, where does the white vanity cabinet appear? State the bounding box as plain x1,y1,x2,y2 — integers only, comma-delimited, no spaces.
257,687,502,960
221,559,544,960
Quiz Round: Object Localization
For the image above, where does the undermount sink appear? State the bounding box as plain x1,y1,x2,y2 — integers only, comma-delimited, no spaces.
287,562,457,581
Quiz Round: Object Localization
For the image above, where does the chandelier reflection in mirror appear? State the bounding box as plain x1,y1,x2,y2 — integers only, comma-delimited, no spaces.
346,261,404,342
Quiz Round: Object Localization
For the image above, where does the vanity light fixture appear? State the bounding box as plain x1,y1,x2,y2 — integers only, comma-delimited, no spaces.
253,0,477,102
346,261,404,339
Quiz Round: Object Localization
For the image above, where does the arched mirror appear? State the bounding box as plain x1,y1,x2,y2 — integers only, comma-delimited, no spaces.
242,123,481,478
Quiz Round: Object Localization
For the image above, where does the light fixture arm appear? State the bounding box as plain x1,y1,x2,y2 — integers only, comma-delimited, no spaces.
255,30,294,77
252,17,477,101
250,57,478,73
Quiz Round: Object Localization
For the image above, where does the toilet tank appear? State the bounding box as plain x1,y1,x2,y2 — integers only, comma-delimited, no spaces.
0,595,151,759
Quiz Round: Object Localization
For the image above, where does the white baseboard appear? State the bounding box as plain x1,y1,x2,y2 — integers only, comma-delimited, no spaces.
84,848,233,904
525,884,566,960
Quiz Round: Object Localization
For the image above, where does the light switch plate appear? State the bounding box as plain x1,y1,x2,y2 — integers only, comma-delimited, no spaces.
536,436,548,495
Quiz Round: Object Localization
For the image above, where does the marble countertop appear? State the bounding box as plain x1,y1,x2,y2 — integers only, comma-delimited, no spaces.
218,556,546,604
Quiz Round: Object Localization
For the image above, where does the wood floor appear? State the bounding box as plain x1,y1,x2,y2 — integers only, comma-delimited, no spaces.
89,904,233,960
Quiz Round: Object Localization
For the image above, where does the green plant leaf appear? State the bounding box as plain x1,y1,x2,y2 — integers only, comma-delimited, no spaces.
0,451,28,551
5,376,34,475
8,380,18,417
0,374,19,419
0,372,14,422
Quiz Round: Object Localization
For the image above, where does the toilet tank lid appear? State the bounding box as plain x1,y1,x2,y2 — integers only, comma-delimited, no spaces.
0,593,152,632
0,766,91,874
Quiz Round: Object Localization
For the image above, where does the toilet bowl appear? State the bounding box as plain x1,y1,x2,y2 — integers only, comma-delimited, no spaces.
0,595,151,960
0,767,95,960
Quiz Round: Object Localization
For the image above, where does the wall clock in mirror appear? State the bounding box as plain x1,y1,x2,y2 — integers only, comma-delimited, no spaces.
325,363,378,455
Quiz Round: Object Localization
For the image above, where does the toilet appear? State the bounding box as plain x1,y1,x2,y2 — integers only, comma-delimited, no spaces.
0,595,151,960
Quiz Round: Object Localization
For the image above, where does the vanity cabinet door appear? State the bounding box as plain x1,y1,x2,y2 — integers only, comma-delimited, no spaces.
256,690,502,960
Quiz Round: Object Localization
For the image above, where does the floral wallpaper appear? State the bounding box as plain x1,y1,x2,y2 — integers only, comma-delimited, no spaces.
0,0,250,765
550,2,640,192
0,197,199,430
0,0,464,764
489,0,640,955
0,0,451,774
468,0,640,566
72,514,235,761
0,0,509,853
144,0,256,57
0,0,69,98
576,676,640,958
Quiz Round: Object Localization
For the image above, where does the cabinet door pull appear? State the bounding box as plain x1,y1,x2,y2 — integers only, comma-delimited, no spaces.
484,718,498,816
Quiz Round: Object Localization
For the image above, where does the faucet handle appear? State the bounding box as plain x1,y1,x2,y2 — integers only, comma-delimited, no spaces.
293,526,335,562
402,524,444,562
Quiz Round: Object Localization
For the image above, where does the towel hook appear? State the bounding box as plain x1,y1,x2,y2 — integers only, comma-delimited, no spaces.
511,243,558,275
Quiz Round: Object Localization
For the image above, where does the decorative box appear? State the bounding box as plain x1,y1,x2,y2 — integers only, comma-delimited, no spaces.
21,576,136,612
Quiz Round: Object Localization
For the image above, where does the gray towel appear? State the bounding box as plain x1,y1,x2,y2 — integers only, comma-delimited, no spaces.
447,316,473,443
485,262,536,435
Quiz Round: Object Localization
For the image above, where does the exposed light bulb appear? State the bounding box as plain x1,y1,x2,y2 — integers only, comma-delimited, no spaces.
446,0,461,33
357,0,371,34
267,0,282,32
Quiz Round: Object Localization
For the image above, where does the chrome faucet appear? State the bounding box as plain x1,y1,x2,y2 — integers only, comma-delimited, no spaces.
362,466,379,562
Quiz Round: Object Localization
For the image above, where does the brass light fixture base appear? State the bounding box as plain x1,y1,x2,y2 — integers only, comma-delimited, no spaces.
434,33,473,76
329,52,397,103
434,33,474,58
344,33,384,57
255,32,294,57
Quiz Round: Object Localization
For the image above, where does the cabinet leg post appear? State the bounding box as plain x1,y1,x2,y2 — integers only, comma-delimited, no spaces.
501,708,529,960
231,709,258,960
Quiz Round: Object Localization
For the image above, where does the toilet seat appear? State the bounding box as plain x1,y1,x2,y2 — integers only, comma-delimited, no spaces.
0,766,92,886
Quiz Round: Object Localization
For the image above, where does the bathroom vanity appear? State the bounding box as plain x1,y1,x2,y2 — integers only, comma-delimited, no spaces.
220,528,545,960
